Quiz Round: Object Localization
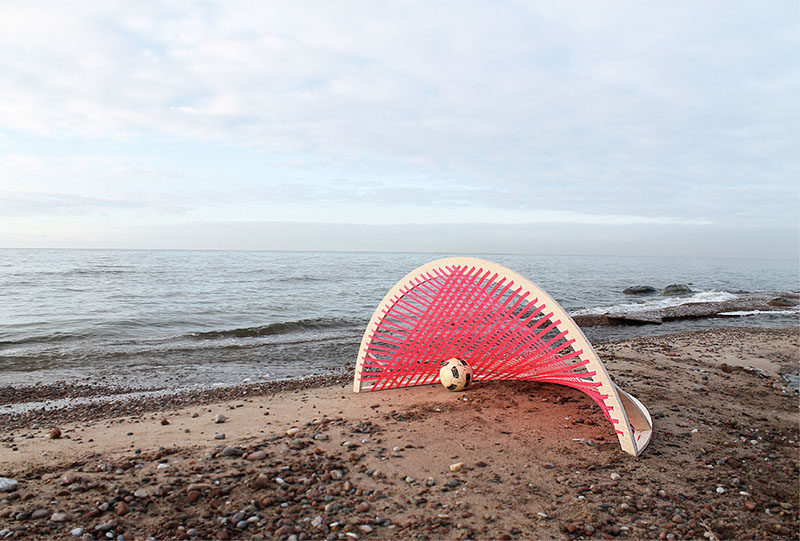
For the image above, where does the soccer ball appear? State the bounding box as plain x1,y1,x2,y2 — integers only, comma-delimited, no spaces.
438,358,474,392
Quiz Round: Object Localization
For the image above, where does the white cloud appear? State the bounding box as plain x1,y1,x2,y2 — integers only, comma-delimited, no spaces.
0,1,796,252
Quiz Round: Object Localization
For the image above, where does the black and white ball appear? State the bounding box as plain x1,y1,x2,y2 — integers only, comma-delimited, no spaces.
438,358,474,392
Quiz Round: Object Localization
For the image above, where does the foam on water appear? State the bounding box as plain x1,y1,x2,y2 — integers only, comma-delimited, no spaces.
570,290,739,316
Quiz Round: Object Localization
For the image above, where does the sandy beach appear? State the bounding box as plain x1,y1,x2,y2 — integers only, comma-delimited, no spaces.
1,327,798,540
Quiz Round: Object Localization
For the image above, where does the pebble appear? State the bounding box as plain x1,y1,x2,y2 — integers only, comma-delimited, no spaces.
745,501,756,511
214,414,228,424
157,463,171,470
311,516,323,528
313,433,328,441
716,486,726,494
50,427,62,439
330,469,343,480
355,502,370,513
236,520,248,529
116,502,129,516
160,417,170,425
214,433,226,440
220,446,243,457
51,512,67,522
0,478,18,492
286,428,300,437
610,472,621,480
359,525,373,534
70,528,83,536
405,476,415,483
246,450,267,461
392,446,402,452
133,488,149,498
30,508,50,519
449,462,463,472
95,520,117,532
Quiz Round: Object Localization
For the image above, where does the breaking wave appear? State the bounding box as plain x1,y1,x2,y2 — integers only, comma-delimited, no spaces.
570,291,739,317
188,317,363,340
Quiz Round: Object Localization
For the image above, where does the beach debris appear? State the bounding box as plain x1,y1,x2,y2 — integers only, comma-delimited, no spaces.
449,462,463,472
0,478,18,492
49,427,62,439
213,414,227,424
610,472,621,481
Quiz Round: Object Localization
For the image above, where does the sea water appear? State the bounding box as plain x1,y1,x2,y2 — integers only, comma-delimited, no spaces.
0,249,797,389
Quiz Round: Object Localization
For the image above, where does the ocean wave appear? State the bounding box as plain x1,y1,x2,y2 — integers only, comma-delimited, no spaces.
718,309,800,317
570,291,739,317
188,317,363,340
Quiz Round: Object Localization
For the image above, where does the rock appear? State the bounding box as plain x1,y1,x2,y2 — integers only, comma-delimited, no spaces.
744,501,756,511
246,450,267,461
214,414,228,424
0,478,18,492
236,520,248,529
359,525,373,534
30,509,50,519
767,297,797,307
250,474,270,489
716,486,726,494
286,428,300,437
187,490,201,503
330,469,343,480
160,417,170,425
661,284,691,296
214,433,226,440
133,488,149,498
311,516,323,528
449,462,463,472
584,524,595,536
623,286,657,295
51,512,68,522
95,520,117,532
671,513,683,523
115,502,129,516
220,446,243,457
356,502,370,513
50,427,62,439
70,528,83,536
610,472,621,481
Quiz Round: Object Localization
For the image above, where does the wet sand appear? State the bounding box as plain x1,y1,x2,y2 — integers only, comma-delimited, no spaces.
1,327,798,540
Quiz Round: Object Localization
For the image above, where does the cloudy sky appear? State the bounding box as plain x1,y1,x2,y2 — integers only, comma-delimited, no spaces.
0,1,797,257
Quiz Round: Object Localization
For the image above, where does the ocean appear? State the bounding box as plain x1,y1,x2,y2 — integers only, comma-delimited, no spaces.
1,249,797,390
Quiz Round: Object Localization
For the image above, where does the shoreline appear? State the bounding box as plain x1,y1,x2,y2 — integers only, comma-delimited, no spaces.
1,326,798,539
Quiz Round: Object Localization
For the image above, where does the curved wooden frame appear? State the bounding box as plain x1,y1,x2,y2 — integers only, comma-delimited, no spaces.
353,257,653,456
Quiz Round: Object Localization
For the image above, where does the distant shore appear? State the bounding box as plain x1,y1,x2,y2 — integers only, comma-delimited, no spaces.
1,327,798,539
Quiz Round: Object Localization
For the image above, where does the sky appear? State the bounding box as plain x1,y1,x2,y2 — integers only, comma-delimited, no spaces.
0,1,798,257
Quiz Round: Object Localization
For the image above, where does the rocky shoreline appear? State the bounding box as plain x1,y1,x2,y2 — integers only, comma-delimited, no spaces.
0,327,798,540
573,293,799,327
